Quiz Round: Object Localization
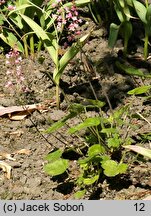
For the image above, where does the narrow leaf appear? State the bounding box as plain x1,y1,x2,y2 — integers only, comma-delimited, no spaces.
108,23,120,48
124,145,151,159
19,14,57,64
116,61,151,78
127,85,151,95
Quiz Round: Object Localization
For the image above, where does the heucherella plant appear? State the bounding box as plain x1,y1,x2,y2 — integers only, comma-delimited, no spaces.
8,0,92,108
43,102,137,198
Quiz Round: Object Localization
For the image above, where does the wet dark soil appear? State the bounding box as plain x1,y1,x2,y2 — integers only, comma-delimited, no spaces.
0,19,151,200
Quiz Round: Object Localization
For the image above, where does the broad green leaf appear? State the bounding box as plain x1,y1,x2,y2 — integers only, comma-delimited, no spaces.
74,190,86,199
101,160,119,177
19,14,57,64
88,144,106,157
78,155,99,165
124,145,151,159
118,163,128,174
68,117,101,134
116,61,151,78
127,85,151,95
83,175,99,185
44,149,63,162
132,0,147,24
108,23,120,48
107,135,121,148
44,159,69,176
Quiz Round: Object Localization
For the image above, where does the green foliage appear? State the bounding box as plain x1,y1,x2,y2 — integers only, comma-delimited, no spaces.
44,149,69,176
127,85,151,95
44,101,136,198
108,0,133,55
116,61,151,78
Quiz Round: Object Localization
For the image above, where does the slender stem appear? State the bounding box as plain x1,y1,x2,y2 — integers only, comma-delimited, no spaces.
56,84,60,109
29,34,35,57
23,36,28,58
144,26,148,61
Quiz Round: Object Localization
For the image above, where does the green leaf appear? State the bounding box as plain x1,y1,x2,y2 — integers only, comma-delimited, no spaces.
146,4,151,23
83,175,99,185
0,30,24,52
74,190,86,199
86,99,105,108
88,144,106,157
118,163,128,174
44,159,69,176
45,121,65,134
64,0,91,8
116,61,151,78
19,14,57,64
101,160,119,177
45,112,75,134
132,0,147,24
108,23,120,48
114,4,124,22
107,135,121,148
101,128,117,134
44,149,63,162
127,85,151,95
123,21,132,41
8,4,32,16
124,145,151,159
68,117,101,134
139,132,151,141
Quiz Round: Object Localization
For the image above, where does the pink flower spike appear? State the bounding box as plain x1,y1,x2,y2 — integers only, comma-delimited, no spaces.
6,70,12,75
8,5,16,10
66,12,72,19
52,3,56,7
76,31,81,35
6,60,10,65
72,16,77,21
5,81,13,88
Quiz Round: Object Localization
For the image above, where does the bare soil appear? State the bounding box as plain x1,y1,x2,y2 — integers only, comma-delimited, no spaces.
0,20,151,200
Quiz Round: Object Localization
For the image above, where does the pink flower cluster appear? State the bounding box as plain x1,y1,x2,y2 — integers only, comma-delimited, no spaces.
0,0,6,5
0,0,16,10
51,0,82,47
5,48,29,93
